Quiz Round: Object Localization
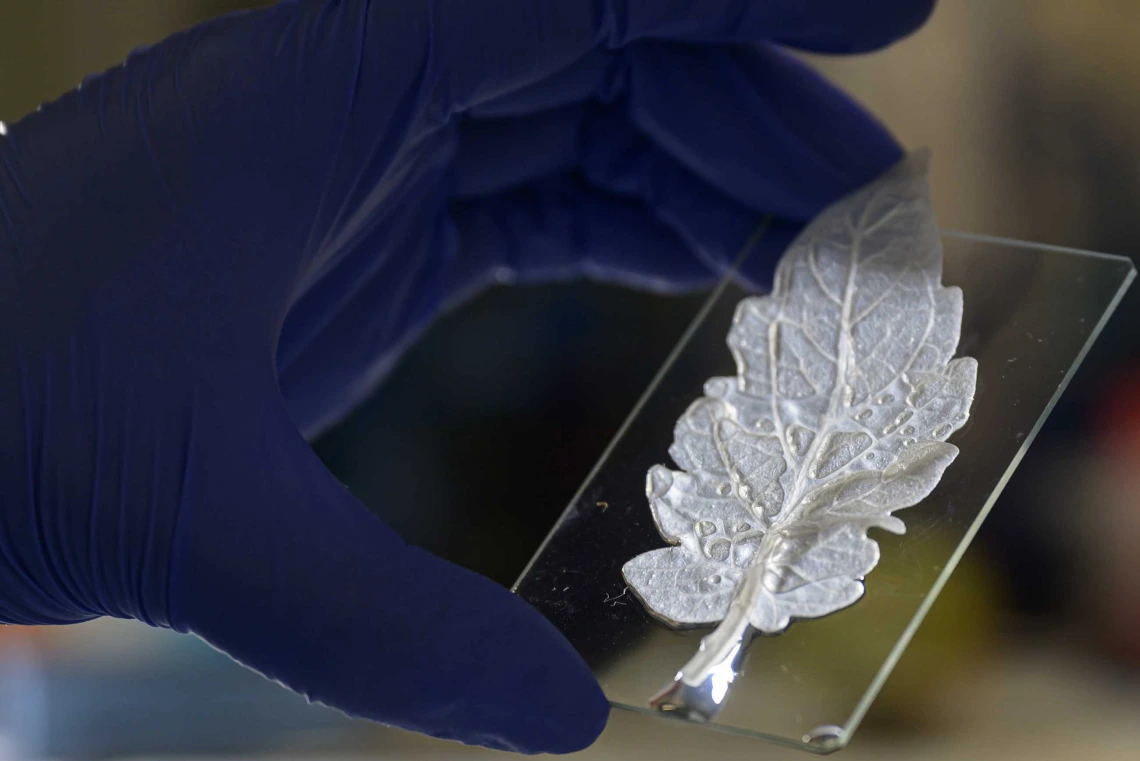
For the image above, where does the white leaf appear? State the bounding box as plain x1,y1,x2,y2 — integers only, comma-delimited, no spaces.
623,152,976,660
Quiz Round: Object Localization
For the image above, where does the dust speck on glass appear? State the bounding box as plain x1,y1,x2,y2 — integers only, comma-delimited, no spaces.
621,152,977,721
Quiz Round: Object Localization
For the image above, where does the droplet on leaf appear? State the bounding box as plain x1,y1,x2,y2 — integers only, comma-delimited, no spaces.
883,409,913,434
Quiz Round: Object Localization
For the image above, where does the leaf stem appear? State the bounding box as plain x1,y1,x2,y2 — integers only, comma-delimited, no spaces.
650,581,755,721
651,534,776,720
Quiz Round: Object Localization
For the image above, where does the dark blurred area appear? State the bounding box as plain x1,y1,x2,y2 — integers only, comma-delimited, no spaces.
0,1,1137,759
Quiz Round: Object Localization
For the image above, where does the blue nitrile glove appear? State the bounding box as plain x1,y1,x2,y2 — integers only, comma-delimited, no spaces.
0,0,932,753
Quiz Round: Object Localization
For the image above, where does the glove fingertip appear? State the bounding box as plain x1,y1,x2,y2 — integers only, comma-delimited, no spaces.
402,548,610,753
769,0,937,54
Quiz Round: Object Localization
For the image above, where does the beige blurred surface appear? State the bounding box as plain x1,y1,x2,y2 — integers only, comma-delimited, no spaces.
1,2,1137,759
808,0,1140,251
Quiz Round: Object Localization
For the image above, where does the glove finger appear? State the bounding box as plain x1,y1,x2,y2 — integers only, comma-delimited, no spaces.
455,41,900,223
452,103,755,268
577,103,802,290
167,388,608,754
625,41,902,223
451,96,813,289
468,0,936,120
430,0,934,113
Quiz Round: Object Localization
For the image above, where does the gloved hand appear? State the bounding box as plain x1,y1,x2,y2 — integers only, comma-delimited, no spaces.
0,0,931,753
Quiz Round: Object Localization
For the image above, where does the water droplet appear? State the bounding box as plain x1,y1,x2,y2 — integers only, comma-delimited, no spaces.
855,409,873,421
933,424,952,438
865,452,876,460
803,725,845,753
903,438,917,447
956,412,967,420
707,540,731,562
735,522,752,533
738,485,753,500
883,409,913,435
697,520,716,537
717,482,732,496
876,393,895,405
901,425,915,436
757,419,775,433
709,574,722,585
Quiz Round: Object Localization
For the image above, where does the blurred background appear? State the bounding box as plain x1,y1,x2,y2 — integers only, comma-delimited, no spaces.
0,1,1137,759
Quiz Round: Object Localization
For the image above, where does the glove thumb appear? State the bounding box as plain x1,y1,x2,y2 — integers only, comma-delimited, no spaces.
166,387,607,753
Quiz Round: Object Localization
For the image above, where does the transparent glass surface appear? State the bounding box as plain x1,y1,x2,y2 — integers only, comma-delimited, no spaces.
515,232,1135,753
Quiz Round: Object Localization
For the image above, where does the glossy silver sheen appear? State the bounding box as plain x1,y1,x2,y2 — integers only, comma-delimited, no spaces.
621,152,977,721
